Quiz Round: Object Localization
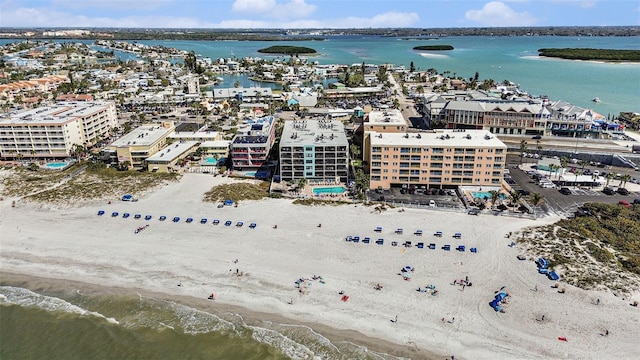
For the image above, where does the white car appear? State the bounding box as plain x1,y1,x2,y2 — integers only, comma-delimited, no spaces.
593,170,600,176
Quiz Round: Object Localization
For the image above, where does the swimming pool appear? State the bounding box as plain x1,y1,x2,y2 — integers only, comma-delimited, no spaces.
471,191,507,200
313,186,346,195
537,165,552,172
44,162,69,169
204,157,217,165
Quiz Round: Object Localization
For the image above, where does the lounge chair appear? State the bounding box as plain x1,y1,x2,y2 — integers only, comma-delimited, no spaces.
134,214,141,219
414,230,423,236
200,218,208,224
145,215,152,220
428,243,436,249
404,241,412,248
172,217,180,222
395,228,403,234
433,231,443,237
442,244,451,251
236,222,243,227
224,220,232,226
249,223,257,229
375,238,384,245
346,236,353,242
453,232,462,239
97,210,105,216
374,226,382,232
186,218,193,223
111,212,119,217
417,242,424,249
456,245,465,252
470,247,478,253
363,237,370,244
212,219,220,225
159,215,167,221
391,241,398,247
352,236,360,243
123,213,130,218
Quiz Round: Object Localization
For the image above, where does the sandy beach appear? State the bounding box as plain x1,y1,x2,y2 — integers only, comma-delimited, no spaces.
1,173,639,359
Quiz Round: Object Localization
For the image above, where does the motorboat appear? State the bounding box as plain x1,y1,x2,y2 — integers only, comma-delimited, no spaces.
592,97,600,102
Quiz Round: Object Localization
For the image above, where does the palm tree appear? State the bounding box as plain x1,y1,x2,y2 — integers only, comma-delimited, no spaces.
573,169,582,189
591,173,599,188
559,157,568,171
489,190,501,209
508,190,522,209
619,174,632,189
605,172,616,188
547,163,557,179
528,192,544,206
519,140,528,164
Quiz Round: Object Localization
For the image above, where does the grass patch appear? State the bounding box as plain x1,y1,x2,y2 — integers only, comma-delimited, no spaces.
292,198,351,206
202,181,270,204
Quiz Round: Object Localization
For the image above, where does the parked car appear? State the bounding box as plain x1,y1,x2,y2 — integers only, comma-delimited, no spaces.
531,135,542,140
467,209,480,215
559,187,572,195
634,198,640,204
618,200,631,208
602,187,615,195
617,187,630,195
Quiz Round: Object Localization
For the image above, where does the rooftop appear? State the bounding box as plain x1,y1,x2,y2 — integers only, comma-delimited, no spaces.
280,119,348,147
366,109,406,126
232,116,274,145
110,123,175,148
369,129,507,149
0,101,113,125
146,141,198,163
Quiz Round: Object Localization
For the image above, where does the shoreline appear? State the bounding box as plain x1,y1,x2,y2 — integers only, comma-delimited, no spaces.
1,173,639,359
0,271,439,360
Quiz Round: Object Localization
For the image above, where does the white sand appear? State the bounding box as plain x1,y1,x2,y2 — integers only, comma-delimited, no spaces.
1,173,638,359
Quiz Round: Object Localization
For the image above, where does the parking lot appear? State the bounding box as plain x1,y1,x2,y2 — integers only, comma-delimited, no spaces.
366,186,464,210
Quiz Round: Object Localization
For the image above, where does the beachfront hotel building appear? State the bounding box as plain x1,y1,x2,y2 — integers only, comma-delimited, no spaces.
279,119,349,183
366,129,507,190
0,101,117,159
146,141,198,173
103,121,175,168
360,109,408,163
230,116,276,170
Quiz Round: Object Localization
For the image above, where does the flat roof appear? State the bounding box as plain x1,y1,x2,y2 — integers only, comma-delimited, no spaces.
280,119,348,147
110,124,174,148
0,101,113,126
232,116,274,145
200,140,231,148
146,141,198,163
366,109,405,125
170,129,220,140
369,129,507,149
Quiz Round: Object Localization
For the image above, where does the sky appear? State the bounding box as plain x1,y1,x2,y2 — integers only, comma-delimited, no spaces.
0,0,638,29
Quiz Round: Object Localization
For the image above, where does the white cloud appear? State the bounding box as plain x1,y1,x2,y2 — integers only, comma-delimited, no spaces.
465,1,537,26
51,0,174,10
231,0,316,20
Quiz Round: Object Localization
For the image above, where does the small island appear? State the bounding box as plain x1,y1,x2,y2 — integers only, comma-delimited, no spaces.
413,45,454,51
257,45,317,55
538,48,640,62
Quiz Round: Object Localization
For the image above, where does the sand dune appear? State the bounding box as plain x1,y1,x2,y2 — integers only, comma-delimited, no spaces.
1,173,638,359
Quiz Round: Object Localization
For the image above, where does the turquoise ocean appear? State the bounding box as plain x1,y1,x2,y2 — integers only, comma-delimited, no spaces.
1,35,639,359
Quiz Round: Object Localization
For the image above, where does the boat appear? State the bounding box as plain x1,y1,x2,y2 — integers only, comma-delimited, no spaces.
216,77,224,82
592,97,600,102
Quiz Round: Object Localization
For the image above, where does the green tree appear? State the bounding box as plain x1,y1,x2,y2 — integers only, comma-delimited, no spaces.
519,140,528,164
508,190,522,208
605,172,616,187
619,173,632,188
489,190,501,209
410,61,415,73
528,193,544,206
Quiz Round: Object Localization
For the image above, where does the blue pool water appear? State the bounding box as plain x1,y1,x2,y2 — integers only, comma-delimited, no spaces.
471,191,507,200
313,186,346,195
44,162,68,169
537,165,551,172
204,157,217,165
244,171,257,177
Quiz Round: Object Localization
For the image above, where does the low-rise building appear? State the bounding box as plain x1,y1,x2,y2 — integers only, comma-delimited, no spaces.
279,119,349,182
146,140,198,173
103,121,175,168
367,129,507,190
0,101,117,159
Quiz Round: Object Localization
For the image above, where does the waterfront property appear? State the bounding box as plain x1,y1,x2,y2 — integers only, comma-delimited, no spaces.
360,109,408,163
146,141,198,172
0,101,117,159
103,121,175,169
279,119,349,183
230,116,276,170
367,129,507,190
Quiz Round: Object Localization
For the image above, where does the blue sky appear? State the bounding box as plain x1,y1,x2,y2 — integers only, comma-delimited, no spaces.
1,0,638,28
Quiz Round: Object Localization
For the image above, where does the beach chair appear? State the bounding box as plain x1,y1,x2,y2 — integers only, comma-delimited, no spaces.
433,231,443,237
428,243,436,249
345,236,353,242
134,214,141,219
144,215,152,221
249,223,257,229
375,238,384,245
391,241,398,247
212,219,220,225
470,247,478,253
363,237,370,244
456,245,465,252
186,218,194,223
442,244,451,251
224,220,232,226
236,221,243,227
374,226,382,233
352,236,360,243
414,230,423,236
417,242,424,249
172,217,180,222
200,218,208,224
123,213,130,219
404,241,412,248
453,232,462,239
111,211,118,217
97,210,105,216
159,215,167,221
395,228,403,235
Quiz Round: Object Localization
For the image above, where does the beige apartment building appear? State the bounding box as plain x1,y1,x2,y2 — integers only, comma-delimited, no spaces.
0,101,117,159
360,109,408,163
367,129,507,190
103,121,175,168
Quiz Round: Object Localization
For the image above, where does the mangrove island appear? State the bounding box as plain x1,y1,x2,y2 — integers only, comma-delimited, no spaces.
257,45,317,55
413,45,454,51
538,48,640,62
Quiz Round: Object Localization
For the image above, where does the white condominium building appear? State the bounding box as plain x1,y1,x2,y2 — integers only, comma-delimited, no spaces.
0,101,118,159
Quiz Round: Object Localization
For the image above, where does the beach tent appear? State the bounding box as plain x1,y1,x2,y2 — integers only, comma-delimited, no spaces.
547,271,560,281
224,199,235,206
495,292,508,301
122,194,133,201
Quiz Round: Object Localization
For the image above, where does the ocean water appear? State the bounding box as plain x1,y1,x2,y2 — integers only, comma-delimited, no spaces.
0,285,404,360
1,36,638,115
